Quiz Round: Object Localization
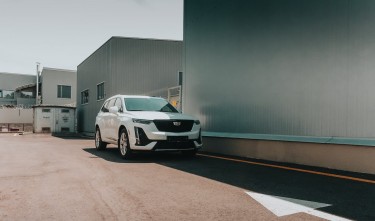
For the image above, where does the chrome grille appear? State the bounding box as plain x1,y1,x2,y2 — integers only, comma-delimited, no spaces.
153,120,194,132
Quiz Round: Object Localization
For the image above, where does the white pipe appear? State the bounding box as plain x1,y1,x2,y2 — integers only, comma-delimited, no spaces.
36,62,39,105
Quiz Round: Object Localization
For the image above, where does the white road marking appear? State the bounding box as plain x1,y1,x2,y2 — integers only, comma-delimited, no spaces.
246,191,352,221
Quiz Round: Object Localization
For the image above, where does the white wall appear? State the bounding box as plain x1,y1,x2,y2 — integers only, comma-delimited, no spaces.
0,108,33,123
41,68,77,106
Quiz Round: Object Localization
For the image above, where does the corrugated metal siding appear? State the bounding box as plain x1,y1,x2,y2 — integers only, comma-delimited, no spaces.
184,0,375,138
77,42,111,133
77,37,182,133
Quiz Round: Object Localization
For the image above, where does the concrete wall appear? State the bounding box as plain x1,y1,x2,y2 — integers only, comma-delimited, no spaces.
0,99,16,106
16,98,36,106
203,137,375,174
41,68,77,106
0,108,33,123
77,37,182,134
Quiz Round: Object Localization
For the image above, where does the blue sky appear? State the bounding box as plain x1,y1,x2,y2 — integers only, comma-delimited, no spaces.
0,0,183,75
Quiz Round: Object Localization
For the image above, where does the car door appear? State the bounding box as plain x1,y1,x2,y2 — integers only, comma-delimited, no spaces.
97,100,109,141
102,98,116,142
107,98,118,142
108,98,123,141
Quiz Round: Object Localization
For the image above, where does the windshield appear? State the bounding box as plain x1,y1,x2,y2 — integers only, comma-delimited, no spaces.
124,97,178,113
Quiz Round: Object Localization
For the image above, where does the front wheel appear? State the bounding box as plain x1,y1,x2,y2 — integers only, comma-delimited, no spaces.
118,128,131,159
95,128,107,150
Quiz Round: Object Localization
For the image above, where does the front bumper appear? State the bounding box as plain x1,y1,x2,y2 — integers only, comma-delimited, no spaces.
128,125,202,151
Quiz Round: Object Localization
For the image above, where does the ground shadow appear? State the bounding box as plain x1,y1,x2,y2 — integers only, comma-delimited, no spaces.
83,147,375,220
83,147,197,164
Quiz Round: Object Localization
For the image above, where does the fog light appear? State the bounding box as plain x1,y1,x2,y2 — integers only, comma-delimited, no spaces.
134,127,152,146
134,127,140,145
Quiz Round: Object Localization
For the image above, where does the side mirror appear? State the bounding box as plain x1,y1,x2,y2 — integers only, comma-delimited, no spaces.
109,106,119,114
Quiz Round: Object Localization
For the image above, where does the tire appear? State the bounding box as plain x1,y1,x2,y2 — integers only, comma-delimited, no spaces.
95,128,107,150
182,149,197,157
118,128,131,159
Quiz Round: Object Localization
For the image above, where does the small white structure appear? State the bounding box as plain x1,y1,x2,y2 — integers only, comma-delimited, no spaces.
33,105,76,133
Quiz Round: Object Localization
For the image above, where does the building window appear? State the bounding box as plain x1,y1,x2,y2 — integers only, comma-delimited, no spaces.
81,90,89,104
20,91,34,98
97,82,105,100
61,109,70,113
0,90,14,99
42,109,51,113
57,85,71,98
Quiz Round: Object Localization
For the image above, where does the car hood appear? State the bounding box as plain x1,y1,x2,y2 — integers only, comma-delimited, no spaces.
127,111,196,121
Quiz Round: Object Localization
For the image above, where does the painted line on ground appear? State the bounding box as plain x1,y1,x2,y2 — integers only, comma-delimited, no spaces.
197,153,375,184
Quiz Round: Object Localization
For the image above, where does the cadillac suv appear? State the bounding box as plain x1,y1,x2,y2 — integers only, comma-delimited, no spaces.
95,95,202,159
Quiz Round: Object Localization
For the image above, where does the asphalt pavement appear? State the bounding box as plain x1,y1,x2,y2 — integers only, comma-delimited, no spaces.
0,134,374,220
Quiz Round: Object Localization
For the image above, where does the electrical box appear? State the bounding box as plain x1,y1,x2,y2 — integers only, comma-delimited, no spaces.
33,105,75,133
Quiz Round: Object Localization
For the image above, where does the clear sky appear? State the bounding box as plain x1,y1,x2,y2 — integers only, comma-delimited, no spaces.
0,0,183,75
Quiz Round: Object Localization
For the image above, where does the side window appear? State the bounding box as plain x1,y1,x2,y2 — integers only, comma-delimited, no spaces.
115,98,123,112
81,90,89,104
108,99,116,110
101,100,109,112
1,90,14,99
57,85,71,98
97,82,105,100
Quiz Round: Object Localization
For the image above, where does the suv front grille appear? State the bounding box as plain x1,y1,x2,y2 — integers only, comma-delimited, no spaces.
153,141,195,150
153,120,194,133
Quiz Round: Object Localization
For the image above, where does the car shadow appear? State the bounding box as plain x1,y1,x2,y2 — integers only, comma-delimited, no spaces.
83,147,375,220
83,147,197,164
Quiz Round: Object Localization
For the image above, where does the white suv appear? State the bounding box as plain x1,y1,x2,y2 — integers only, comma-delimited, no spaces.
95,95,202,158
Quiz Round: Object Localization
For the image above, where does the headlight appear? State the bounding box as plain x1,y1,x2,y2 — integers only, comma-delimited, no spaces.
194,120,200,125
132,119,152,124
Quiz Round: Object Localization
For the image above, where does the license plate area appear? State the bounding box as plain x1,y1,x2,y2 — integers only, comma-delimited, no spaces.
167,136,189,142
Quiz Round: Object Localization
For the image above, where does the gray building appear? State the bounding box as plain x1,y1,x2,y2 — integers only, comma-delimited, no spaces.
0,72,36,107
40,67,77,106
184,0,375,173
77,37,182,135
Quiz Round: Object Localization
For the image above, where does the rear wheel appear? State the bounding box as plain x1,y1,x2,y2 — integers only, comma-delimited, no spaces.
95,128,107,150
118,128,131,159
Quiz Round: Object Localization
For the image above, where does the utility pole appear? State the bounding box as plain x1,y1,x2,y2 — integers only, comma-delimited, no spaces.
36,62,41,105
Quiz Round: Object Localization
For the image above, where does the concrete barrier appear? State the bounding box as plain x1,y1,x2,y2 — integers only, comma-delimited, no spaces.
203,137,375,174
